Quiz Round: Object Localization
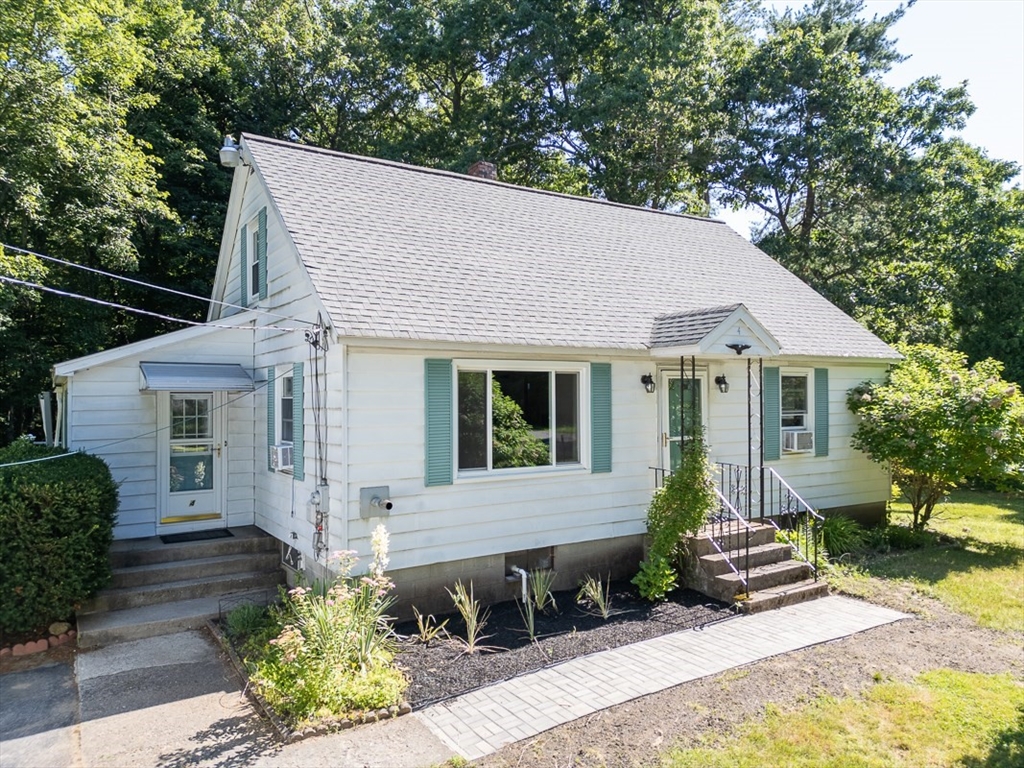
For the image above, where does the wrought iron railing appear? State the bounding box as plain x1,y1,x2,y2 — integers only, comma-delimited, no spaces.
650,466,752,593
713,462,824,579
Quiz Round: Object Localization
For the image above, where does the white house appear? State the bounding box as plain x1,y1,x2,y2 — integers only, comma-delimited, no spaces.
53,134,897,619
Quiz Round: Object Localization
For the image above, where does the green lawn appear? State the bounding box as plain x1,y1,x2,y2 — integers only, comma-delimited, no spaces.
835,490,1023,631
661,670,1024,768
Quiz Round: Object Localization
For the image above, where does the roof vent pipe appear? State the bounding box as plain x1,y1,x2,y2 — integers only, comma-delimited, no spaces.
467,160,497,180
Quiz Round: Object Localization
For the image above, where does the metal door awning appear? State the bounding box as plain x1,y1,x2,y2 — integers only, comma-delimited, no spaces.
139,362,254,391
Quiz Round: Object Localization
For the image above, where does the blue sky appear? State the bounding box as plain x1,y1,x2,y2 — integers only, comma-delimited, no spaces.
719,0,1024,238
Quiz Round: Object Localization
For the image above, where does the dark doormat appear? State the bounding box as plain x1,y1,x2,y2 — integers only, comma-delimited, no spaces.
160,529,234,545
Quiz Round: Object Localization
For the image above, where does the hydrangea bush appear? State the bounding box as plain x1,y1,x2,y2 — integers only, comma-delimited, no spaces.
848,345,1024,529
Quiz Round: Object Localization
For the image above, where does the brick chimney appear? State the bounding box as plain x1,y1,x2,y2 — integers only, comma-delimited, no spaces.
467,160,497,180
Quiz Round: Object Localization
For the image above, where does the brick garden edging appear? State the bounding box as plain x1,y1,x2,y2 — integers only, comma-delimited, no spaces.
205,619,411,743
0,630,77,658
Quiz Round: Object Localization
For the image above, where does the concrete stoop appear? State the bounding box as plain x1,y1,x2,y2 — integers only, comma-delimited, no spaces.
683,521,828,613
78,526,283,648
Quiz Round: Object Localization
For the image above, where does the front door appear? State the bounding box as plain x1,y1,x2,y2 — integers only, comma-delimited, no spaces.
159,392,226,531
660,371,705,472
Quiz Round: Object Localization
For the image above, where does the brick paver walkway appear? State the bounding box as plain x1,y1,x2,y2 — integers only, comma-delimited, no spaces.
415,595,908,760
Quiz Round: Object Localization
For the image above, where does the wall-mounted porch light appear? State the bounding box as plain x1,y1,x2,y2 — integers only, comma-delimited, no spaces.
714,374,730,394
640,373,656,394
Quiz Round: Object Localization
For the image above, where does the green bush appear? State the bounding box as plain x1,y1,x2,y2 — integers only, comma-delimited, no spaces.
819,514,867,558
0,440,118,634
248,525,408,725
632,552,678,601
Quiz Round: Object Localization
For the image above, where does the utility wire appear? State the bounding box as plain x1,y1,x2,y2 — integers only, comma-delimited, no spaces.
2,242,316,327
0,367,292,469
0,275,303,333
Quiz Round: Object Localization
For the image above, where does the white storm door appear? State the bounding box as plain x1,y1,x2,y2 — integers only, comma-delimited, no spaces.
160,392,226,529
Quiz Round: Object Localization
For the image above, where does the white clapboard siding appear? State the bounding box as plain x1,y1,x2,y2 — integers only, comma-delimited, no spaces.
64,327,257,539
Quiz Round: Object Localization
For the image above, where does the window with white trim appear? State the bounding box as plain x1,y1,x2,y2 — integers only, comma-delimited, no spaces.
249,217,262,301
456,363,586,474
780,370,814,453
279,375,294,445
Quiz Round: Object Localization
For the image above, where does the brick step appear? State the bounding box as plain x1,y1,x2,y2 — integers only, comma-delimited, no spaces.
108,526,277,569
108,550,280,589
698,542,792,576
76,590,274,649
739,579,830,614
81,570,283,614
688,522,776,557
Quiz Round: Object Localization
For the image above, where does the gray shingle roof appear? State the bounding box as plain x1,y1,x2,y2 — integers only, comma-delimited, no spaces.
244,134,898,359
650,305,743,348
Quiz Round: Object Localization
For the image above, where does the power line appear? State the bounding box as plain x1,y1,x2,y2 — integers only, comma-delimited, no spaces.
2,242,315,327
0,275,304,333
0,367,291,469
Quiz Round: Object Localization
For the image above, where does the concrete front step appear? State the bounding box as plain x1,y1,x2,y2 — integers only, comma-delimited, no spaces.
81,570,283,614
76,590,274,649
108,550,281,589
688,522,777,557
712,559,812,601
699,542,792,576
108,526,277,569
739,579,830,614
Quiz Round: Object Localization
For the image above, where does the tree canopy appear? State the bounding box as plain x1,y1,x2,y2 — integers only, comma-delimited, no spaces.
1,0,1021,440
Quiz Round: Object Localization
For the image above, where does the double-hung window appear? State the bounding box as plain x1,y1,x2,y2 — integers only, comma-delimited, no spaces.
780,370,814,453
279,375,294,445
455,363,586,474
249,218,263,302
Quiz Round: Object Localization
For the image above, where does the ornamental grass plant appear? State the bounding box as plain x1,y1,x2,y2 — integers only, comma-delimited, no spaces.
248,524,407,725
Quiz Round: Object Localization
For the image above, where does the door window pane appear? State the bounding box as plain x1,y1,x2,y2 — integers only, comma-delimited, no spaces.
458,371,487,470
669,378,702,439
169,444,214,493
171,396,211,440
554,373,579,464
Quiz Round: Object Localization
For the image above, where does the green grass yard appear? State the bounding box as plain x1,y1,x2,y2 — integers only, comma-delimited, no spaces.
661,490,1023,768
835,490,1023,631
661,670,1024,768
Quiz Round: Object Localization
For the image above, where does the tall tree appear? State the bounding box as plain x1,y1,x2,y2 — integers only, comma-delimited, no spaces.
0,0,215,439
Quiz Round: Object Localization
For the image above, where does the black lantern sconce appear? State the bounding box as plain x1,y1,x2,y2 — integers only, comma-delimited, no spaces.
640,373,656,394
714,374,730,394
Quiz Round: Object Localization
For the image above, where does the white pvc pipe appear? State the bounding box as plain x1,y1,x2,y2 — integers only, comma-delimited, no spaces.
510,566,529,604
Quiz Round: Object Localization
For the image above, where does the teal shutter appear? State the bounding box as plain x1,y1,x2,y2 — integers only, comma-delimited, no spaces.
590,363,612,473
763,367,781,461
814,368,829,457
240,223,248,308
266,366,275,471
258,207,268,301
292,362,305,480
424,359,453,486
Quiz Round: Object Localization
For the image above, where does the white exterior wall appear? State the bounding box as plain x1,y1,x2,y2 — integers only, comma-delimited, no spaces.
342,348,890,572
704,358,890,511
64,328,256,540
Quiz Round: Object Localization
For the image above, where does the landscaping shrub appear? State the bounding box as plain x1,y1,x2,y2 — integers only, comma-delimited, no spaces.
0,440,118,635
632,552,678,601
819,514,867,558
248,525,408,725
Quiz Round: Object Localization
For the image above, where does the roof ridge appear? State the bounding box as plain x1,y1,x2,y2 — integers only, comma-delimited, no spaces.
241,133,728,226
655,303,744,321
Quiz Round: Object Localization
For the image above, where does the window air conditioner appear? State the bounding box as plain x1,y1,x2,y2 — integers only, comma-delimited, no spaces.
782,430,814,453
270,443,293,470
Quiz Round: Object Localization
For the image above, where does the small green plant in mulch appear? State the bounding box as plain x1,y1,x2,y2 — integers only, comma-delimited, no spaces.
632,552,678,601
528,568,558,614
246,524,407,726
818,514,867,559
447,579,498,654
576,573,613,619
411,606,448,645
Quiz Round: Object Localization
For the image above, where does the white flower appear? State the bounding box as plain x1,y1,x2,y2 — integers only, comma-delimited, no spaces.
370,524,390,578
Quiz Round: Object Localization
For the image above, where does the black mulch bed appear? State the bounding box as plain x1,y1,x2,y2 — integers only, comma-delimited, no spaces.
394,582,734,709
